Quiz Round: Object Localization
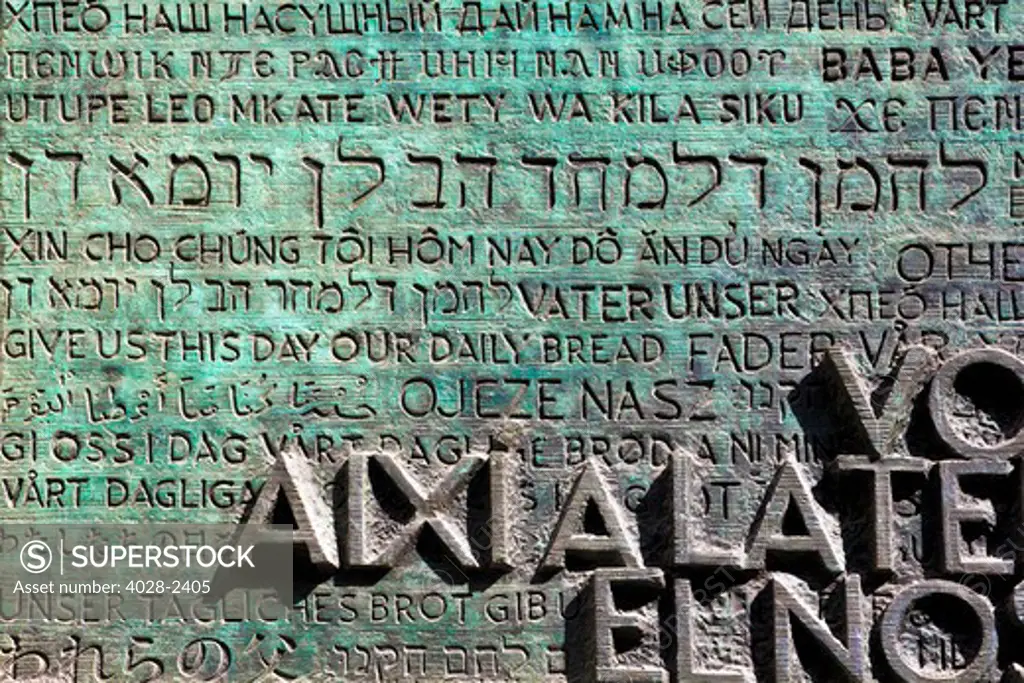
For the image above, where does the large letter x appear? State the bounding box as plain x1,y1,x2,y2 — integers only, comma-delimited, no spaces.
347,452,488,569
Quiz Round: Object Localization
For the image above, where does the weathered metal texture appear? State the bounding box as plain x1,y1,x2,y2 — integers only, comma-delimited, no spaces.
1,0,1024,680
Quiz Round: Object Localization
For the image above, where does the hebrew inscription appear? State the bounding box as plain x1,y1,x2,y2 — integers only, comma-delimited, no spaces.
3,0,1024,680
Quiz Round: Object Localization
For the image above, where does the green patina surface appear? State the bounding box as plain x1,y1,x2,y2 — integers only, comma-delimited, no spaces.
0,0,1023,679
